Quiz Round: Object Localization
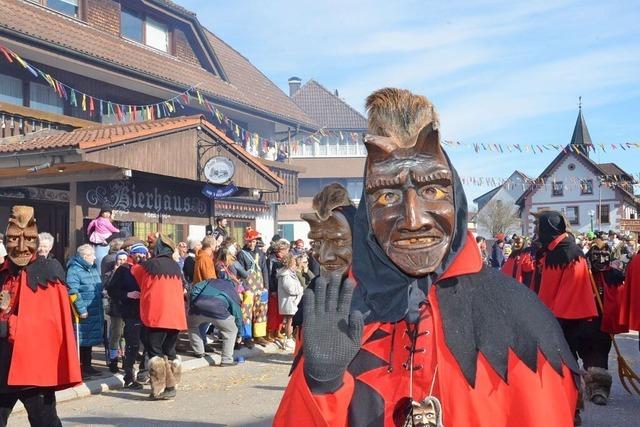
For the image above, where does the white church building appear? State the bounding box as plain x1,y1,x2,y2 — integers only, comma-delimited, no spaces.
517,107,639,234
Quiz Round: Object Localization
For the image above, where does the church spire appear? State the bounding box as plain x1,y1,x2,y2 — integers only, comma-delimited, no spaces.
569,97,593,157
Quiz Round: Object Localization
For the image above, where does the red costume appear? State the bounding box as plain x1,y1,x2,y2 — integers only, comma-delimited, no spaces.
620,251,640,331
592,269,627,334
501,249,534,285
275,234,578,427
0,258,81,391
132,262,187,331
534,233,597,320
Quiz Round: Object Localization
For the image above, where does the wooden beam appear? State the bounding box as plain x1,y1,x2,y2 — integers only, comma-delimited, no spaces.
0,169,125,188
68,180,83,254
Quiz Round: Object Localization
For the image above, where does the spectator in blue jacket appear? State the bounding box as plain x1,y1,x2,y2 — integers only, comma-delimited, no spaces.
491,238,506,269
67,244,104,379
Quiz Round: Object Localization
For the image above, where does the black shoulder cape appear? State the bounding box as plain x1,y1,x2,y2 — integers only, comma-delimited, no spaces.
0,257,66,292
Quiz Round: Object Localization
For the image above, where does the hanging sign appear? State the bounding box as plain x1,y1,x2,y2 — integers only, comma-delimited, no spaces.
201,183,238,200
619,219,640,232
203,156,235,184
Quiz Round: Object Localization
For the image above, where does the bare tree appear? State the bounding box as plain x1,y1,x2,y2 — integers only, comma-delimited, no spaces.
477,200,521,237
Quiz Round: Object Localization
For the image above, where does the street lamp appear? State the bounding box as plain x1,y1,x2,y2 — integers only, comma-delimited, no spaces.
589,209,595,232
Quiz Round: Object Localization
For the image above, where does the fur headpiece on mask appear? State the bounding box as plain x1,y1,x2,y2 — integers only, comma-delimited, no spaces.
7,205,36,232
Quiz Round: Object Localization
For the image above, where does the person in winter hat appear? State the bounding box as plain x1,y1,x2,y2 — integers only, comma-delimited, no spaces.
131,235,187,400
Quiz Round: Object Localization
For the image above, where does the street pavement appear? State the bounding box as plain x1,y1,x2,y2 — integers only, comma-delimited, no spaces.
8,333,640,426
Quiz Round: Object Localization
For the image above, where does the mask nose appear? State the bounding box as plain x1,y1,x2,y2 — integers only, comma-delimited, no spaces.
318,243,336,264
399,188,433,232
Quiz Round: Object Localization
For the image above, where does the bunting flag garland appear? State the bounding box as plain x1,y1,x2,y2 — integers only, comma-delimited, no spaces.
457,173,640,188
1,43,640,157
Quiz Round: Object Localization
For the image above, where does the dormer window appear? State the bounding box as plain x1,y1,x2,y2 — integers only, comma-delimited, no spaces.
28,0,79,18
121,8,170,53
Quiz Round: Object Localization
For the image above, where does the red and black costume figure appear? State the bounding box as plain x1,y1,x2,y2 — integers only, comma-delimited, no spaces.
620,248,640,333
0,206,81,427
500,237,534,286
131,235,187,400
275,89,578,427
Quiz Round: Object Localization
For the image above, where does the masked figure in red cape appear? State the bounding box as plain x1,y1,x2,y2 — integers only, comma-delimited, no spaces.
274,89,579,427
574,239,627,406
0,206,81,427
131,234,187,401
620,248,640,333
500,236,534,286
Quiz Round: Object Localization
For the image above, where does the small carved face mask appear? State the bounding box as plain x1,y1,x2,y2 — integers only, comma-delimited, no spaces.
305,211,353,279
589,245,611,271
5,206,38,267
512,237,524,251
366,154,454,277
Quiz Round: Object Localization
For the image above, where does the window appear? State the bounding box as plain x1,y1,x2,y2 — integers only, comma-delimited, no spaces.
120,9,170,53
565,206,579,225
551,181,563,196
580,179,594,195
29,82,63,114
0,74,23,106
597,204,610,224
145,18,169,52
47,0,78,17
121,9,143,43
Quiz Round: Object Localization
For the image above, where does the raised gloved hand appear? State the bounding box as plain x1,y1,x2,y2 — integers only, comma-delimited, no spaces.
302,274,363,393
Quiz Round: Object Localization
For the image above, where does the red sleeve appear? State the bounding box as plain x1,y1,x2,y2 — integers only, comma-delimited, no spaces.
274,354,354,427
520,253,534,273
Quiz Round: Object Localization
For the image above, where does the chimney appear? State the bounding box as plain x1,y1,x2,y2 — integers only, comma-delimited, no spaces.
288,77,301,97
334,89,339,97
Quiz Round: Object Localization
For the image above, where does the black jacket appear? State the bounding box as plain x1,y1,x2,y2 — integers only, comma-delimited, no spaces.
105,263,141,320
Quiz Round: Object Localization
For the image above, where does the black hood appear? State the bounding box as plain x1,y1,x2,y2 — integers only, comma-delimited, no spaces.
351,151,468,324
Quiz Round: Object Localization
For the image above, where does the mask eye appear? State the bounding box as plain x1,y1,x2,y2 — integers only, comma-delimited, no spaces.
420,186,448,201
376,192,401,206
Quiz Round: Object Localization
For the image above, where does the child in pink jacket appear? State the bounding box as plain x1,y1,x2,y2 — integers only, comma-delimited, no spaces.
87,208,119,244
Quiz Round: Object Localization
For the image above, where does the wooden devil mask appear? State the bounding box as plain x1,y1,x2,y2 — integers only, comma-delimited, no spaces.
5,205,38,267
364,88,454,277
301,183,354,279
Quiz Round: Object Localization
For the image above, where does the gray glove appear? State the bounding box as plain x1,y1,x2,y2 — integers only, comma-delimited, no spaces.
302,274,363,393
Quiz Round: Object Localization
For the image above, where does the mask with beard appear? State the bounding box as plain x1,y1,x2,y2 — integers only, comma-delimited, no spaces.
5,205,38,267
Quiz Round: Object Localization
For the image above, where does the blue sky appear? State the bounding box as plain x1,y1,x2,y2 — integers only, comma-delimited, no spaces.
181,0,640,203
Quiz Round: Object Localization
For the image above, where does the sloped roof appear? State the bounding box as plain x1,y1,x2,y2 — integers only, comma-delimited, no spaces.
0,115,284,185
596,162,633,180
291,80,367,130
0,0,317,129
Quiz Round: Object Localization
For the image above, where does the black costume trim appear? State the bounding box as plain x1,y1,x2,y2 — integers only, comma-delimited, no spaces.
140,255,182,279
542,234,584,269
436,267,579,387
603,268,624,285
348,380,385,427
365,328,391,343
347,348,388,378
0,257,65,292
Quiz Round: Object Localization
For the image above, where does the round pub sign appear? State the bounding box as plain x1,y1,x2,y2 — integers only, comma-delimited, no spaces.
203,156,235,185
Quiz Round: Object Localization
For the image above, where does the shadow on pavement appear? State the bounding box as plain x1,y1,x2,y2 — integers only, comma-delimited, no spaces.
253,385,286,391
61,417,274,427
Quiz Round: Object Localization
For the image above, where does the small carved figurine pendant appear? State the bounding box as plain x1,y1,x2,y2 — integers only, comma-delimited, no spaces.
0,290,10,312
404,396,444,427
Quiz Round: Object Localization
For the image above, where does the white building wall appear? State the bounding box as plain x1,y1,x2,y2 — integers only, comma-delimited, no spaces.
475,187,520,238
255,211,276,244
527,153,619,234
278,220,311,246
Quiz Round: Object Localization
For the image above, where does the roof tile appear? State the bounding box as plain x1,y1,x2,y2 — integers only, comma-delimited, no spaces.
291,80,366,130
0,0,317,128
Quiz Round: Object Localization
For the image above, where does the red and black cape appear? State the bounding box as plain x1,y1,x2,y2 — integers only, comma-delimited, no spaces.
0,257,81,392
